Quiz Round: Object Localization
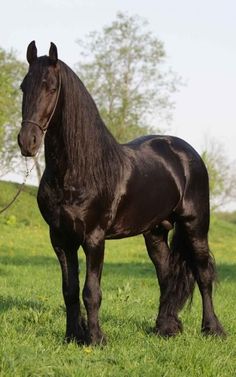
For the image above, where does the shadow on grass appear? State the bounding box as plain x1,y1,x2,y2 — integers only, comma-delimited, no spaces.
217,263,236,282
104,262,236,281
0,253,235,282
0,294,46,313
0,254,56,267
103,262,154,279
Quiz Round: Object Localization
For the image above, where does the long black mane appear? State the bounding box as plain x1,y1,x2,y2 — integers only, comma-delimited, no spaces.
57,60,125,195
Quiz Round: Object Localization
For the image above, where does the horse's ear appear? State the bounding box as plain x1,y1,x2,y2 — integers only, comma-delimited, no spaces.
27,41,37,65
49,42,58,64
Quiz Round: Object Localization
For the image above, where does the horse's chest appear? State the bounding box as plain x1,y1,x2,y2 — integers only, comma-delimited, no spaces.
37,181,109,240
37,181,62,228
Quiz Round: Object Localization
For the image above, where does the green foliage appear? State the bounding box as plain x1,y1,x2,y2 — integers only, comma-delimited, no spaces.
0,180,43,227
76,12,180,142
0,181,235,376
5,215,16,226
0,47,26,176
201,141,236,211
215,211,236,224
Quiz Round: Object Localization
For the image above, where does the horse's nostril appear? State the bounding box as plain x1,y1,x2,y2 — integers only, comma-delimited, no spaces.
18,134,22,148
32,135,37,146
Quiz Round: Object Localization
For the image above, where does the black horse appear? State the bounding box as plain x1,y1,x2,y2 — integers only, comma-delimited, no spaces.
18,41,225,345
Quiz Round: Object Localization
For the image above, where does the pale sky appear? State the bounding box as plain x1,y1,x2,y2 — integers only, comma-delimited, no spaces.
1,0,236,208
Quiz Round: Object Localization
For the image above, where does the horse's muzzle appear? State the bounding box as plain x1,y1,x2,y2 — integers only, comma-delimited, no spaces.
18,122,43,157
18,133,35,157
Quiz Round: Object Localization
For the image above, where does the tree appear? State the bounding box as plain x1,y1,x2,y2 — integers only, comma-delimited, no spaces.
201,140,236,211
76,12,180,142
0,47,26,176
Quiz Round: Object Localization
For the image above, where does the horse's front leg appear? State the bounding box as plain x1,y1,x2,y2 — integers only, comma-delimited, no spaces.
82,238,105,346
50,228,86,344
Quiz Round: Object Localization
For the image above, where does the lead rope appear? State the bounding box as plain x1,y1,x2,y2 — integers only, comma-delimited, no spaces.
0,137,45,215
0,157,37,214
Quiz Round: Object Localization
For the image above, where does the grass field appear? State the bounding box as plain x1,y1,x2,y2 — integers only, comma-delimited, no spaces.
0,181,236,376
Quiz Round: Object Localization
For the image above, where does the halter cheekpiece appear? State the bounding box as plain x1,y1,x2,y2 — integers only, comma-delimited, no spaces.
21,72,61,134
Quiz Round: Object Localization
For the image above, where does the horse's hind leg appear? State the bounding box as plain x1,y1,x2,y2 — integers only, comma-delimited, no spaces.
144,225,194,337
144,227,179,336
179,218,225,336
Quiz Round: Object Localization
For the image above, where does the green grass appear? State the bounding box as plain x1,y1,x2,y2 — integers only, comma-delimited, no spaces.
0,181,236,376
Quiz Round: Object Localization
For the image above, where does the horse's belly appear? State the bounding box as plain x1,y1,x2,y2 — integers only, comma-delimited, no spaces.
106,182,180,239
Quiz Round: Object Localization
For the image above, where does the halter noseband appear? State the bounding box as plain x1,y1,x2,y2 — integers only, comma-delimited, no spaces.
21,119,46,133
21,72,61,134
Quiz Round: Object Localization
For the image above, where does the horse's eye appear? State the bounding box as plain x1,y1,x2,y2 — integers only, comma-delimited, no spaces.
50,88,57,94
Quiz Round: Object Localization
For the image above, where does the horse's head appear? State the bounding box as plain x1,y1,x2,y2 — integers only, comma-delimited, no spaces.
18,41,60,157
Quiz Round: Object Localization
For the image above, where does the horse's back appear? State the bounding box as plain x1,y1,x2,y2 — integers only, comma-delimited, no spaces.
125,134,201,161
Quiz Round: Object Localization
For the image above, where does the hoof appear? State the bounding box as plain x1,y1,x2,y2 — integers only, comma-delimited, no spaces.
64,334,87,345
88,330,107,346
64,334,87,346
155,315,183,337
65,319,88,345
202,317,226,338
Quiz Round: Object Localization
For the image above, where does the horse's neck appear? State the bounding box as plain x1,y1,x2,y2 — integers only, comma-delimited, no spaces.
44,124,67,183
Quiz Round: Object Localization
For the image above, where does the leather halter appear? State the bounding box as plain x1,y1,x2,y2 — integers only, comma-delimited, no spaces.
21,72,61,134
